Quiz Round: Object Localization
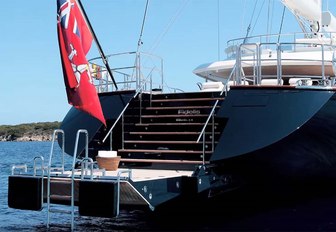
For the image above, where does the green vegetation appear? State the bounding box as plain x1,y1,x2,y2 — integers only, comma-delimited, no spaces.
0,122,61,141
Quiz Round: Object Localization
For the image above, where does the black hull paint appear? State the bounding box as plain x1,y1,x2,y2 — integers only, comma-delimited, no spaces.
59,90,136,157
212,87,336,184
59,87,336,207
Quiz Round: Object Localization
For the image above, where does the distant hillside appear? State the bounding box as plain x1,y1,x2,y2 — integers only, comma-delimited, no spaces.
0,122,61,141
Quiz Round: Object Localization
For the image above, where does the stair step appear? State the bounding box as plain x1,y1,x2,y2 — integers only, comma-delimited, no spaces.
141,114,209,118
124,140,214,144
129,131,201,135
88,92,225,169
120,158,208,164
124,123,218,134
146,106,219,110
119,149,212,154
151,97,224,102
129,131,218,134
134,122,208,126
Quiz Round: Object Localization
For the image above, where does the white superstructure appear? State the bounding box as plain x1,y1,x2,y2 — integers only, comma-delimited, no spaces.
193,0,336,86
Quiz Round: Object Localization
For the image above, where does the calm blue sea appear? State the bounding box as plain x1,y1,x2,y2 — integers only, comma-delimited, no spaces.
2,142,336,231
0,142,150,232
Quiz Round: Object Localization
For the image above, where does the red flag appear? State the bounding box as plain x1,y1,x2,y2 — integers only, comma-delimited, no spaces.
57,0,106,126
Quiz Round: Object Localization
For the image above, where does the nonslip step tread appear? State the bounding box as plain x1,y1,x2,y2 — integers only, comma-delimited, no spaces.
150,97,224,102
145,106,219,110
124,140,215,144
134,123,208,126
128,131,219,134
119,158,208,164
141,114,210,118
118,149,212,154
129,131,200,135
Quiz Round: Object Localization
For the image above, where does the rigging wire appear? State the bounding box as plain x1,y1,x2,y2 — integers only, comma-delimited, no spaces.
277,5,286,43
243,0,259,43
217,0,220,60
266,0,270,37
241,0,247,35
133,0,190,91
266,0,274,43
149,0,190,54
250,0,266,36
132,0,150,87
270,0,275,35
325,0,329,11
137,0,150,52
147,0,191,92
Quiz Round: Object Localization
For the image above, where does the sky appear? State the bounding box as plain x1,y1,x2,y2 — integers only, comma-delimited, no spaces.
0,0,310,125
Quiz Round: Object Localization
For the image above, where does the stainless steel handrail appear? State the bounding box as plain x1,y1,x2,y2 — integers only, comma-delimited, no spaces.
102,70,156,145
47,129,65,229
11,164,27,175
196,63,239,164
237,42,333,85
196,96,223,145
80,157,95,180
116,169,132,216
48,129,65,174
90,51,164,93
197,40,334,163
70,129,89,230
102,91,140,144
227,31,336,50
33,156,45,176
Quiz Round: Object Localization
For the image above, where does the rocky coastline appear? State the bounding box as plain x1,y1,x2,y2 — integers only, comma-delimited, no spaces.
0,132,53,142
0,122,60,142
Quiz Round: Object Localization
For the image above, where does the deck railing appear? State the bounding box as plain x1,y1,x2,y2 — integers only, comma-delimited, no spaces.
88,51,164,93
231,41,335,86
226,31,336,59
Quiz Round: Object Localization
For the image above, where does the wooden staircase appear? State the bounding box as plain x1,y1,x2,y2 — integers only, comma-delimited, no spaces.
117,91,225,169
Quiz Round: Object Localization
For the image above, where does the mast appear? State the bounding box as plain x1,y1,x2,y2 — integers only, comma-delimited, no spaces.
76,0,118,90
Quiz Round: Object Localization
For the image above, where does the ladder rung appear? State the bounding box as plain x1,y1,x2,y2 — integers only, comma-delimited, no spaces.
49,195,73,205
49,208,72,214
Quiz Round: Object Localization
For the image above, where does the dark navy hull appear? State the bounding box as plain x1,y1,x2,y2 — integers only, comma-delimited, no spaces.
59,90,136,157
59,86,336,195
212,86,336,184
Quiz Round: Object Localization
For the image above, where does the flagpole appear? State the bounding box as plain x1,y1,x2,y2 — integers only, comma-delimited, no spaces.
76,0,118,90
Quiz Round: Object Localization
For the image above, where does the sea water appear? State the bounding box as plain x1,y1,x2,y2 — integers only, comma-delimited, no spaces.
2,142,336,231
0,142,149,231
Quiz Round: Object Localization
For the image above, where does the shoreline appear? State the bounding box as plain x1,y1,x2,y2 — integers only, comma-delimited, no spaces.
0,133,52,142
0,122,60,142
